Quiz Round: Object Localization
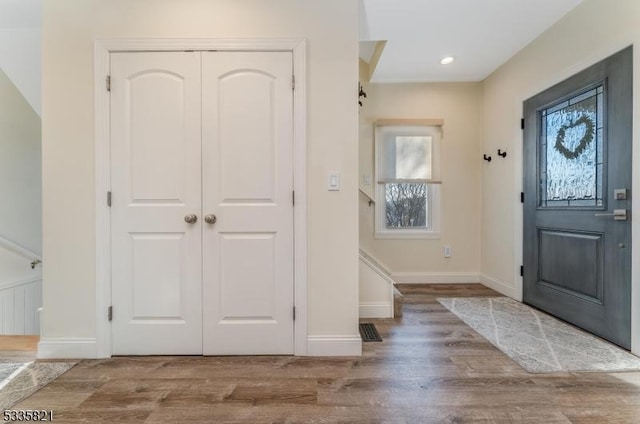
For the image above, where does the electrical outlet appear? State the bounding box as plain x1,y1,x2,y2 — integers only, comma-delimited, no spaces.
444,245,452,258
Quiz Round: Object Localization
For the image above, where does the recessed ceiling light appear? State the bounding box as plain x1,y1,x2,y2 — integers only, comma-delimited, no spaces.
440,56,455,65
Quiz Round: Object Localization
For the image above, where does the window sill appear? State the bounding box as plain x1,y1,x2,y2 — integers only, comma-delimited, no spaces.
374,231,441,240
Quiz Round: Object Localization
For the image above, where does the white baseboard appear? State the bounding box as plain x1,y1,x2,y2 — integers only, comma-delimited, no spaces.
37,338,97,359
391,272,480,284
359,302,393,318
480,274,519,299
307,335,362,356
39,335,364,358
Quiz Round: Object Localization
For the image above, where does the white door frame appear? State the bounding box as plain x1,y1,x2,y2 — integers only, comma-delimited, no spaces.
94,38,308,358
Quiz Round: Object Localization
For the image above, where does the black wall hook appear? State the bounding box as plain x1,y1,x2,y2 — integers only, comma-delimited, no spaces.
498,149,507,158
483,154,492,162
358,83,367,107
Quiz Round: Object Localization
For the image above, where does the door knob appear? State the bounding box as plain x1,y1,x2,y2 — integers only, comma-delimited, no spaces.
184,214,198,224
204,214,217,224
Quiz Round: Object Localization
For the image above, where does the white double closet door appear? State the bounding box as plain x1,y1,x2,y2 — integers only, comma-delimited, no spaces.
110,51,294,355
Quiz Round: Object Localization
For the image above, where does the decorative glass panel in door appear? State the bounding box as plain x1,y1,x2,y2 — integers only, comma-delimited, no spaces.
540,85,604,208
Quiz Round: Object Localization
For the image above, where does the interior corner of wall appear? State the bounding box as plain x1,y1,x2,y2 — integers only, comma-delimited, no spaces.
480,273,519,300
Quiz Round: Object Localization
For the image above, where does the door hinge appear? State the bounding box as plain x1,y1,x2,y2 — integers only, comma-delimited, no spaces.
107,191,112,207
520,192,524,203
520,118,524,130
106,75,111,92
292,74,295,91
520,266,524,277
292,190,295,206
293,306,296,321
108,306,113,321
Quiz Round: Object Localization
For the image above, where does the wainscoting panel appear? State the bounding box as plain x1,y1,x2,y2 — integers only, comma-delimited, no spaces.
0,235,42,336
0,278,42,335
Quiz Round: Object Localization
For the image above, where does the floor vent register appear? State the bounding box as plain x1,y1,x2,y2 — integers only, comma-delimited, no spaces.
359,323,383,342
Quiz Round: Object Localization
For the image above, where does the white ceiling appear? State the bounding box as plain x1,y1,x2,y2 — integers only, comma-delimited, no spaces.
360,0,583,83
0,0,584,109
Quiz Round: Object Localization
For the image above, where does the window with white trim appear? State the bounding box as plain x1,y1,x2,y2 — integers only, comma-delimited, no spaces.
375,123,442,239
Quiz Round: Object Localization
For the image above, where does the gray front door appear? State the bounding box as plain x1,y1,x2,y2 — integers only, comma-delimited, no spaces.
523,46,632,349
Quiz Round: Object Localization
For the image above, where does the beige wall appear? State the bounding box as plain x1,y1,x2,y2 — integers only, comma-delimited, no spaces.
42,0,359,348
0,67,41,255
481,0,640,351
359,81,482,277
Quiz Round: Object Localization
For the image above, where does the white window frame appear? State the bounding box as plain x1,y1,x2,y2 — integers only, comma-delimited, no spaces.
374,120,442,240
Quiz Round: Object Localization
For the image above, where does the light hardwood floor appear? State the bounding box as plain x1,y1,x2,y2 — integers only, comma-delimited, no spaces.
0,336,38,362
9,284,640,423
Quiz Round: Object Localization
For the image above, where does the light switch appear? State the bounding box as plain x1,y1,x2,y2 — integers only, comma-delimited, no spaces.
363,175,371,186
328,172,340,191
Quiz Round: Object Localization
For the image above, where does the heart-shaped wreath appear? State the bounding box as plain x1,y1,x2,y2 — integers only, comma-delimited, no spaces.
554,115,595,160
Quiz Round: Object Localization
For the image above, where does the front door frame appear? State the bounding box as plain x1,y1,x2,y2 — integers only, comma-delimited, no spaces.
515,43,638,355
94,38,308,358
